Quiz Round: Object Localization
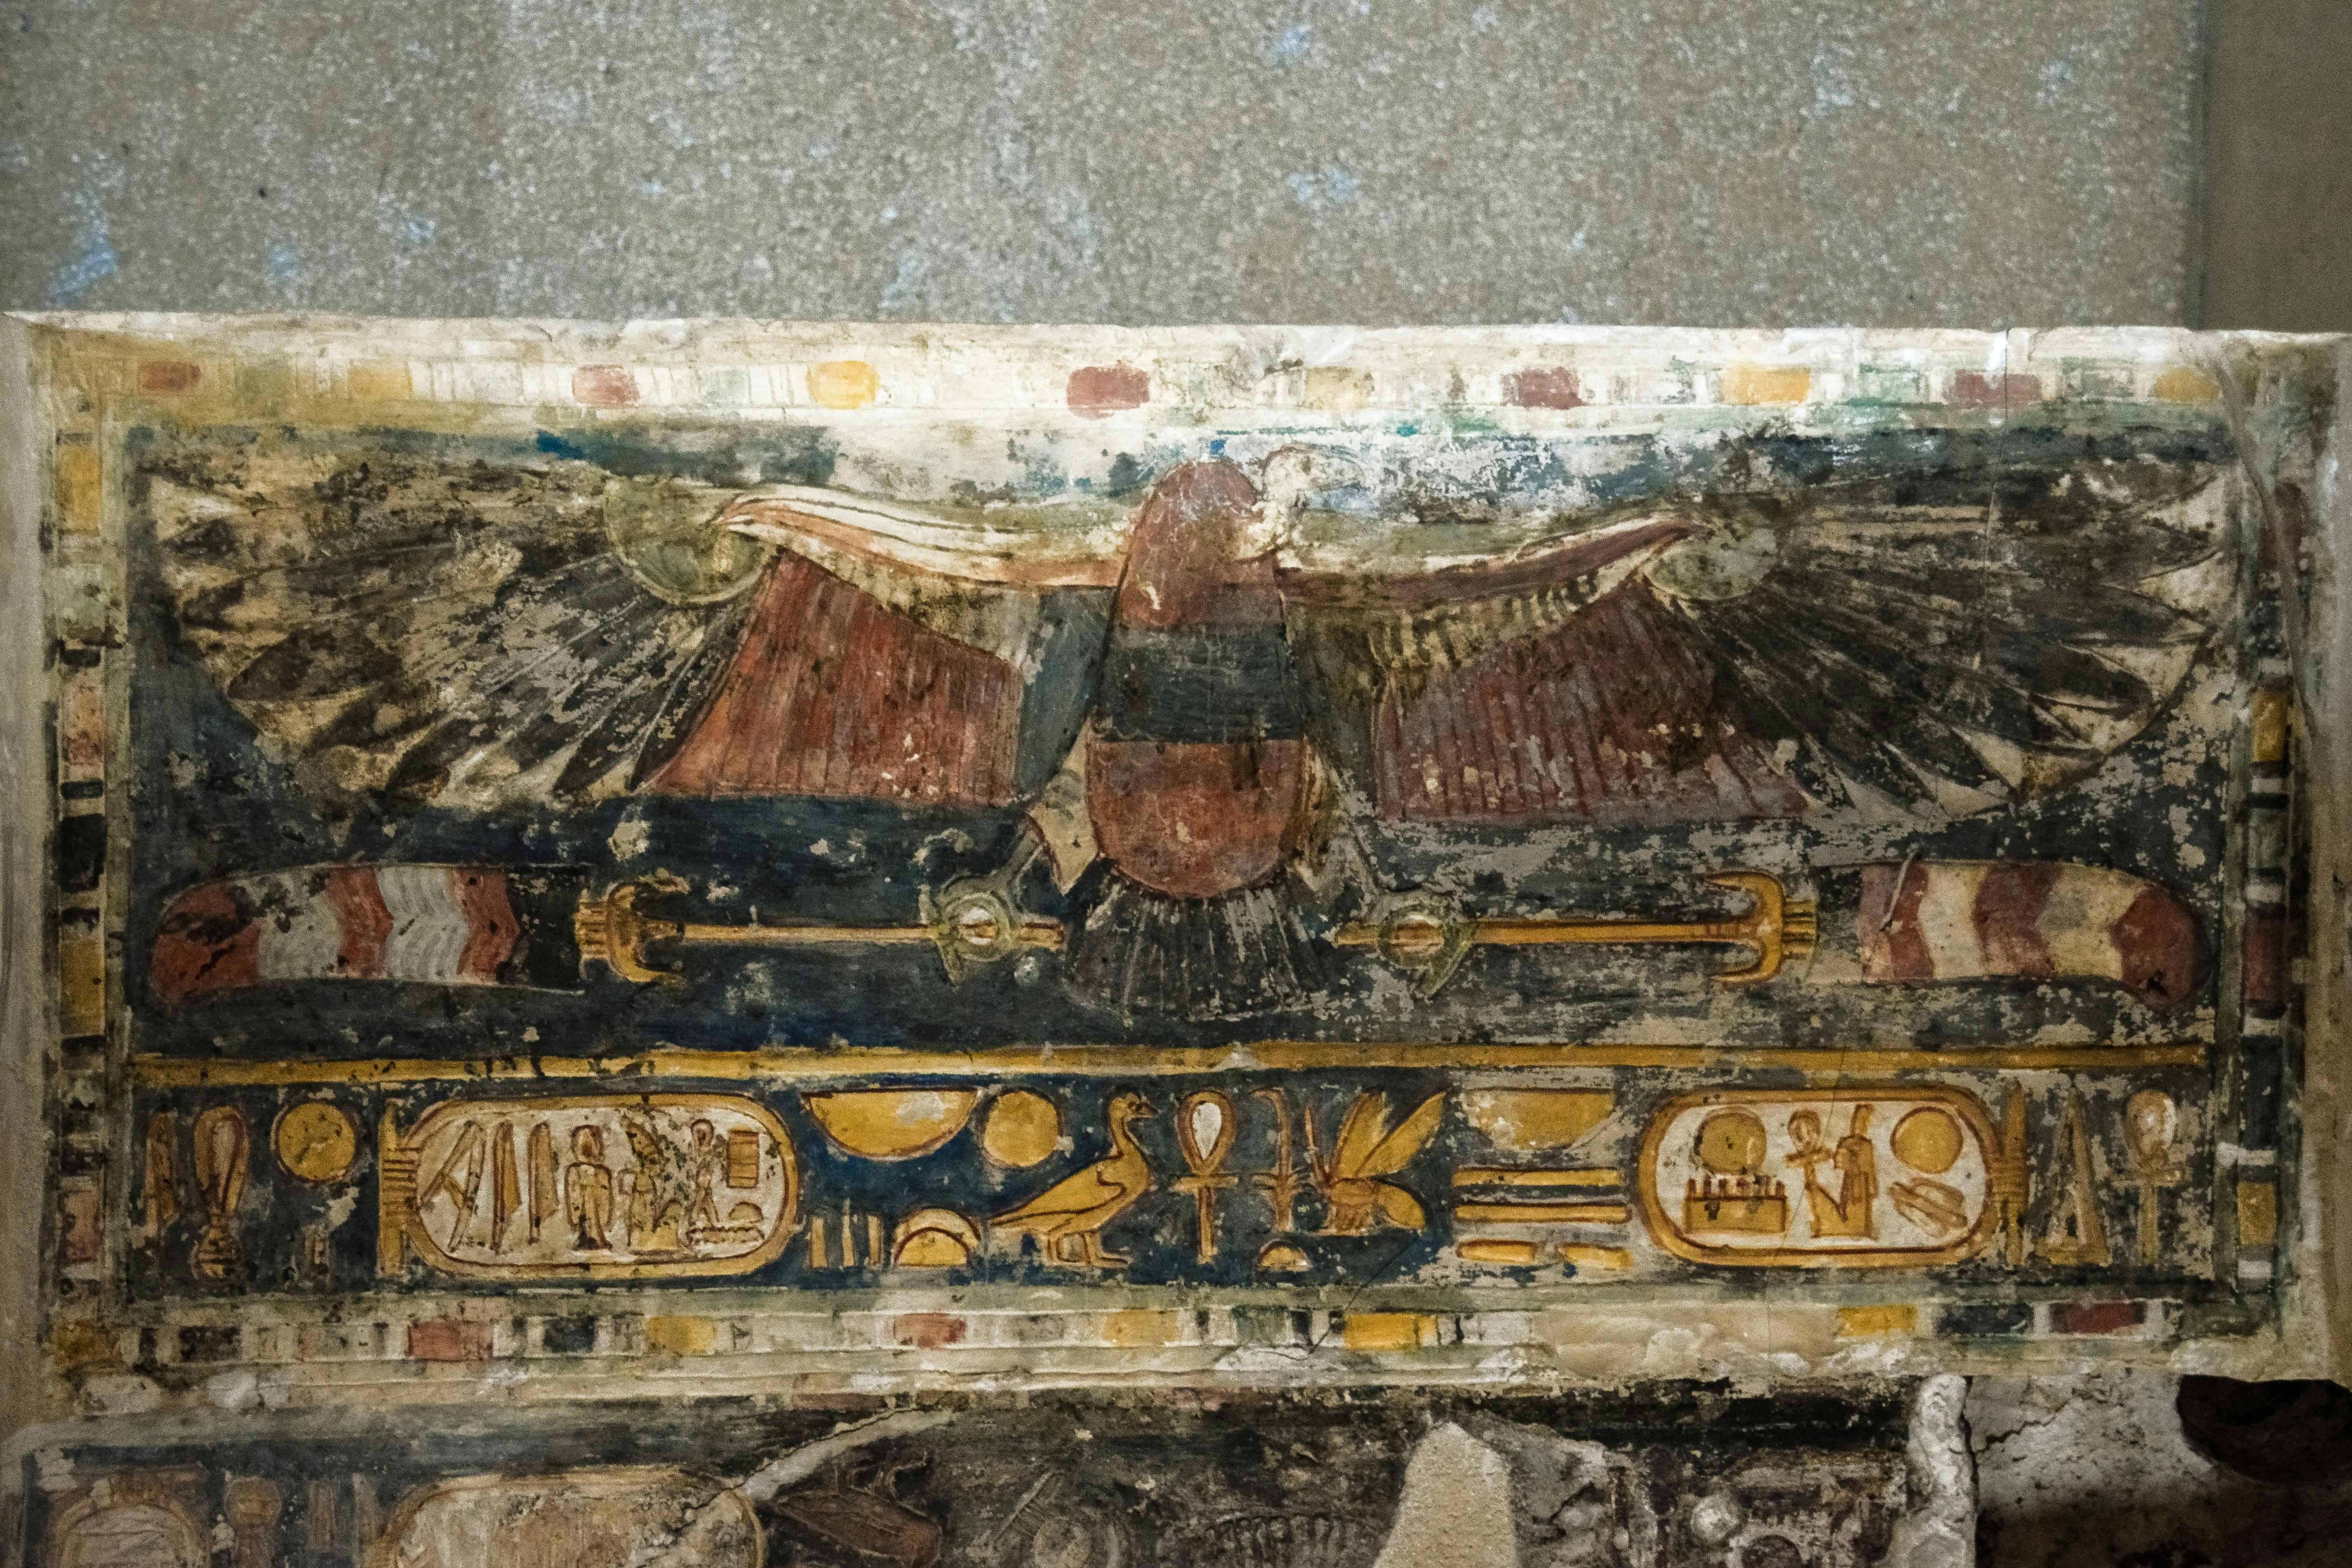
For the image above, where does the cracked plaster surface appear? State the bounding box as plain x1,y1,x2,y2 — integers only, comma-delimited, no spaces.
1970,1373,2352,1568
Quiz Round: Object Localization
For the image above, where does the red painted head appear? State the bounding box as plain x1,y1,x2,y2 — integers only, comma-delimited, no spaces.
1086,460,1306,900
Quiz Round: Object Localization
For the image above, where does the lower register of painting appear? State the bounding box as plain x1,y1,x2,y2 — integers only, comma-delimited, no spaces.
28,1387,1947,1568
7,317,2345,1563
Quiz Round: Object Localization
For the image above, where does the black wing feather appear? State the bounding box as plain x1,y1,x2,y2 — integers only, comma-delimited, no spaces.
1666,474,2228,813
149,446,766,809
1289,457,2231,823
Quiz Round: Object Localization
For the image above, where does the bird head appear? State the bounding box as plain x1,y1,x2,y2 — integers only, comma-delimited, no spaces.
1108,1093,1157,1125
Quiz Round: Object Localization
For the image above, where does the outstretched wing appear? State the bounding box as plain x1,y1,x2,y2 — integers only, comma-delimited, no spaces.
151,446,765,808
1285,457,2232,826
692,486,1127,805
148,448,1121,811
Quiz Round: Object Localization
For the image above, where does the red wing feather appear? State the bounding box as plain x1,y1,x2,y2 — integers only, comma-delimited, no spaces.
646,553,1023,805
1369,580,1807,826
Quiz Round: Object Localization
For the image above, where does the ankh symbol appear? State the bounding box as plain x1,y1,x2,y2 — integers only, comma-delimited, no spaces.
1172,1091,1239,1264
2123,1090,2184,1267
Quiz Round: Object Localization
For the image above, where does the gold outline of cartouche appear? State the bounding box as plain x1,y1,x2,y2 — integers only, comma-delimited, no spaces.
382,1092,799,1282
1634,1085,2003,1269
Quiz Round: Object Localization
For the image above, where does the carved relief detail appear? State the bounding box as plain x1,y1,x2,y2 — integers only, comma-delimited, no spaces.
380,1095,797,1280
1637,1087,2001,1267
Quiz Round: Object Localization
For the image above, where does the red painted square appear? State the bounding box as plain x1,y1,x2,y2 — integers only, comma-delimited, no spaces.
1067,363,1150,418
893,1313,966,1349
2243,914,2287,1007
1948,371,2041,409
2050,1300,2144,1336
573,364,640,407
138,360,201,395
407,1318,493,1362
59,1187,101,1265
1504,368,1584,409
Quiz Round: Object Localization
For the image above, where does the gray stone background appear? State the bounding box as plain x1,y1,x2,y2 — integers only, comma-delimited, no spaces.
4,0,2338,329
4,1,2348,1563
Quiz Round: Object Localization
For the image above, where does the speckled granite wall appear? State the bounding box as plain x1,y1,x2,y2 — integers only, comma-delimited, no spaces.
1,1,2202,326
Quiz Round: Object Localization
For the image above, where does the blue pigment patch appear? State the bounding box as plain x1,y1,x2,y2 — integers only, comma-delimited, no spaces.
48,222,116,304
1286,167,1361,207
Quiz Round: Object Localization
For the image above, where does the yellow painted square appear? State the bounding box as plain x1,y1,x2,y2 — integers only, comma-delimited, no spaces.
808,360,881,410
2153,367,2222,404
646,1315,718,1355
1304,367,1372,411
52,1321,120,1369
54,447,101,535
2237,1181,2279,1248
2251,687,2292,764
1720,364,1812,405
59,936,105,1037
1836,1304,1919,1338
1102,1309,1181,1347
1341,1312,1437,1351
348,360,414,401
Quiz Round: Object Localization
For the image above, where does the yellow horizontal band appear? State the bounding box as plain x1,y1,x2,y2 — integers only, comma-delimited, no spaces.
126,1040,2206,1089
1452,1167,1622,1188
1456,1240,1544,1264
1454,1201,1631,1225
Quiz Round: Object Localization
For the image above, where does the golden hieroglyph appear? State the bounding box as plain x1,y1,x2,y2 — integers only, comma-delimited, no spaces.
1638,1087,2000,1267
381,1095,797,1280
273,1101,360,1185
1461,1089,1614,1153
803,1089,979,1160
993,1092,1155,1267
981,1090,1063,1169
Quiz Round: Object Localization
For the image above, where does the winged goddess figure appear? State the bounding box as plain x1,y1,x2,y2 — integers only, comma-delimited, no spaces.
148,434,2230,1020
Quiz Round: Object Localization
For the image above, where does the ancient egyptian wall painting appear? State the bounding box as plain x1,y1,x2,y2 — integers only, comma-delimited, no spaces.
18,322,2338,1454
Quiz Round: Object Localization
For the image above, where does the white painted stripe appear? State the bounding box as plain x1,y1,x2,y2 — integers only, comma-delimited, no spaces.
377,865,471,983
2237,1257,2275,1282
517,363,569,404
1912,864,1988,971
457,361,524,403
2218,1144,2277,1168
254,871,344,980
2039,866,2142,983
